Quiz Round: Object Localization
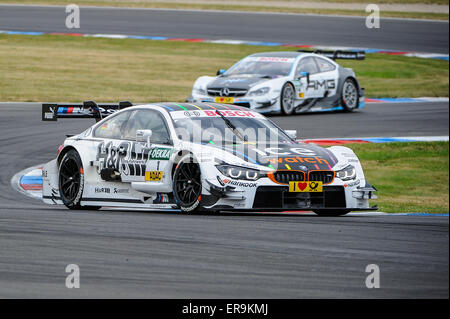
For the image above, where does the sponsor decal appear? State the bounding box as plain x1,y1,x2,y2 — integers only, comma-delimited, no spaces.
170,110,263,119
307,79,336,90
149,148,172,160
289,181,323,192
96,141,172,177
95,187,111,194
114,188,129,194
247,57,295,63
224,78,248,84
223,179,257,188
145,171,163,181
267,156,330,166
344,180,360,187
214,97,234,104
184,111,201,117
204,110,255,118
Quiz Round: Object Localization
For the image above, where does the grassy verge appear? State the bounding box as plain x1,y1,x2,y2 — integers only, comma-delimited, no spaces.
0,34,448,102
350,141,449,214
0,0,448,20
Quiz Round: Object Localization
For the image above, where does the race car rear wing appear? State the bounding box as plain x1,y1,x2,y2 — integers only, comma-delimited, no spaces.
42,100,133,122
297,49,366,60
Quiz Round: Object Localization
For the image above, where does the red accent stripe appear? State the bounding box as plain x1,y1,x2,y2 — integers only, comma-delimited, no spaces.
365,98,384,103
20,184,43,191
378,51,409,55
67,107,74,113
167,38,205,42
302,139,371,146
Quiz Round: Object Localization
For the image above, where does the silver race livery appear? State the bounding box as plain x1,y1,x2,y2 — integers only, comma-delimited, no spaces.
41,101,377,216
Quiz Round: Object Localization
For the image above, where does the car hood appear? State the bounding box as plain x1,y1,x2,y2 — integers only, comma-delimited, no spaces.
207,75,280,90
202,141,339,171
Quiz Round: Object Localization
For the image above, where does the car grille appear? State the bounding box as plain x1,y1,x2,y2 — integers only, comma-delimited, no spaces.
272,171,306,184
253,186,346,209
308,170,335,184
207,88,248,97
270,170,335,185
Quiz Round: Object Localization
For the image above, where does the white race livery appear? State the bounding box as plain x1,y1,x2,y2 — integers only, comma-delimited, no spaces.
41,101,377,216
188,51,366,115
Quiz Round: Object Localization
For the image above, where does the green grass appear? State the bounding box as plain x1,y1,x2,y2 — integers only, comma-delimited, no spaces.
349,142,449,214
0,34,448,102
0,0,448,20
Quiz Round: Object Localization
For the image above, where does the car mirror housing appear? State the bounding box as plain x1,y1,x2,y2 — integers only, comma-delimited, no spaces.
136,129,153,147
285,130,297,140
298,71,310,83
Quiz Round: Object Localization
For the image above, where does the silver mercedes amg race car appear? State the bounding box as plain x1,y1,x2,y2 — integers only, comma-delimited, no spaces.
187,50,365,115
41,101,377,216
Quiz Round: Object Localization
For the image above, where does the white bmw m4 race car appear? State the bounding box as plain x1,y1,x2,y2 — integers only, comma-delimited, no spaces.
41,101,377,216
187,50,366,115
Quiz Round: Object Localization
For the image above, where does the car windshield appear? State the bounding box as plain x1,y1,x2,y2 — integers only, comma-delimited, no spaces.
224,56,295,77
171,113,293,145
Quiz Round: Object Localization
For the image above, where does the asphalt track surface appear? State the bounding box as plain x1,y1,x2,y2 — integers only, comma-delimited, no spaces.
0,102,448,298
0,4,448,53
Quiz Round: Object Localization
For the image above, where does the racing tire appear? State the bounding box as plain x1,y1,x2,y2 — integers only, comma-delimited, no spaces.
341,78,359,112
313,210,350,217
280,82,296,115
173,156,203,213
58,149,100,210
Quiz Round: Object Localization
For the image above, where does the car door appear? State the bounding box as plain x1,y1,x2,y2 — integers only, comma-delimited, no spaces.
314,57,338,98
92,110,133,183
120,109,174,184
294,56,324,99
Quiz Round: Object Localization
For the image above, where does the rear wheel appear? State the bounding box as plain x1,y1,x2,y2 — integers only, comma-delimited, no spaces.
313,210,350,217
280,83,296,115
341,78,359,112
173,157,202,213
59,149,100,210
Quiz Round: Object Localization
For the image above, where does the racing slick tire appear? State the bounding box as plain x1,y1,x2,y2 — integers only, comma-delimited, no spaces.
58,149,100,210
173,156,203,213
280,82,296,115
313,210,350,217
341,78,359,112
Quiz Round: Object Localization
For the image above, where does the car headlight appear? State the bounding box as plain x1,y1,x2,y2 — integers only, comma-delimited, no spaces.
336,165,356,181
194,87,206,95
216,164,265,181
247,87,270,96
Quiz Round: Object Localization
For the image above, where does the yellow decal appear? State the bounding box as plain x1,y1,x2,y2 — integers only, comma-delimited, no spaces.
289,181,323,192
214,97,234,104
145,171,163,181
299,93,305,98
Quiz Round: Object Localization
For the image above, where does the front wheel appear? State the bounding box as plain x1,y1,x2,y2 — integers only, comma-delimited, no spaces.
280,83,296,115
173,157,203,213
313,210,350,217
341,79,359,112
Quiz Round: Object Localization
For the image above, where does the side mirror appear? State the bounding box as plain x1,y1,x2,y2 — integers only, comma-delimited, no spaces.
136,129,153,147
285,130,297,140
299,71,310,84
216,69,226,76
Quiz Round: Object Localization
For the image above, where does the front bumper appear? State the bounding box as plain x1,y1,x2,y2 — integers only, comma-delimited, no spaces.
202,176,377,211
188,93,281,114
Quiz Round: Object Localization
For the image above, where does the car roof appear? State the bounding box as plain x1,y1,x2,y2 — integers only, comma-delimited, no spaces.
249,51,306,58
136,102,255,113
